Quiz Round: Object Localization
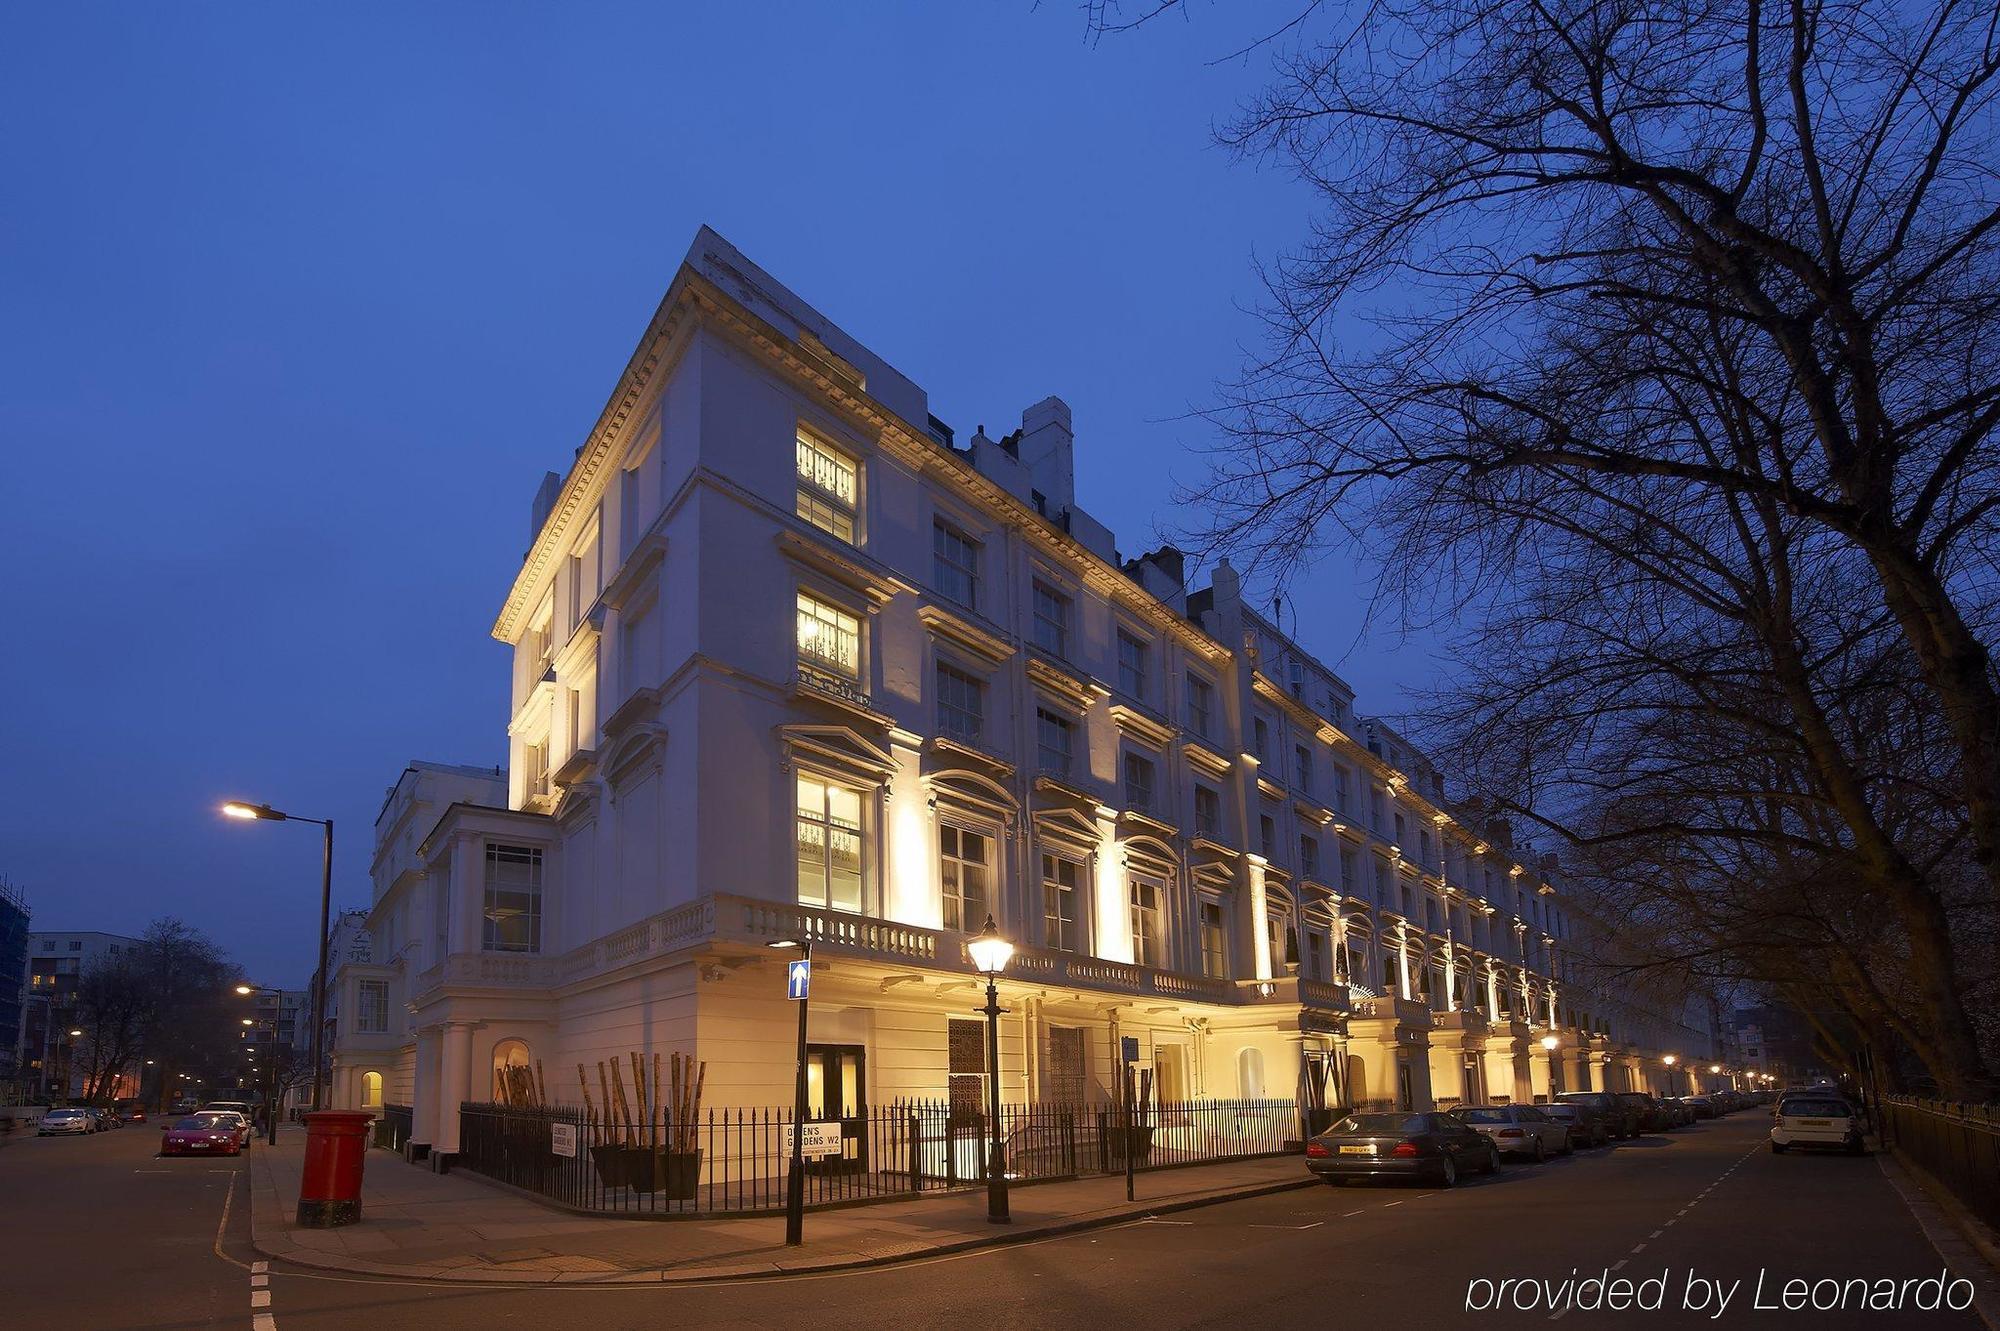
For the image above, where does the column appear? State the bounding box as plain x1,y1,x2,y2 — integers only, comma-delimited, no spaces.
437,1022,473,1155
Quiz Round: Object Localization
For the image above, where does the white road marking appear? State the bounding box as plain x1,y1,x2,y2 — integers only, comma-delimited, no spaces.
251,1274,269,1288
251,1290,271,1308
252,1261,267,1274
1649,1230,1663,1238
254,1316,276,1331
1250,1221,1324,1230
1631,1243,1647,1254
1343,1209,1365,1217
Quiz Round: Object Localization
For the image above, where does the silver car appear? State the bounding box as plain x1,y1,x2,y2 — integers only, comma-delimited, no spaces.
1454,1104,1572,1161
37,1108,94,1136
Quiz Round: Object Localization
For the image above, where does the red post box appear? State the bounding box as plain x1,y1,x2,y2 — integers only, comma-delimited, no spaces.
297,1110,374,1228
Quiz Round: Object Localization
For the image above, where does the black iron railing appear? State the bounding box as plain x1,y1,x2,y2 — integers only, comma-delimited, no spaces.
1881,1097,2000,1229
375,1103,413,1152
455,1097,1300,1218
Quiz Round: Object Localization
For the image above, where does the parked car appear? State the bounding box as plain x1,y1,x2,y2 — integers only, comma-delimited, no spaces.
1543,1102,1610,1148
1615,1092,1674,1132
37,1108,94,1137
99,1108,125,1129
1770,1093,1865,1155
201,1100,254,1118
1556,1090,1640,1139
125,1107,146,1124
1454,1104,1572,1161
1304,1111,1500,1187
202,1110,254,1150
160,1113,246,1158
1679,1095,1718,1120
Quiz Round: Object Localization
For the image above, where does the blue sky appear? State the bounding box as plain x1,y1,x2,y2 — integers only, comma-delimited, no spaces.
0,3,1435,984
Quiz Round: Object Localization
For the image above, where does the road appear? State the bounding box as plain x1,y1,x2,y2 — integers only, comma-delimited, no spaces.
1,1112,1982,1330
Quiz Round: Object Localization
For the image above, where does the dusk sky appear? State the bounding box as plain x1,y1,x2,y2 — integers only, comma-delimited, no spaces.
1,4,1441,985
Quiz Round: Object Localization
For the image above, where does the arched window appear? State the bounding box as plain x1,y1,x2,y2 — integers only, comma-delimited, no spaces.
361,1071,383,1109
491,1039,533,1100
1237,1047,1266,1099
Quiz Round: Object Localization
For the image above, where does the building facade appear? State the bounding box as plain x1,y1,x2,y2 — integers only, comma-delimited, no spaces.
0,882,27,1088
24,930,144,1101
354,229,1720,1158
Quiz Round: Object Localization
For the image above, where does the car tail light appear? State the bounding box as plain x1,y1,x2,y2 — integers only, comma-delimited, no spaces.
1391,1141,1421,1157
1306,1141,1331,1158
1498,1128,1525,1137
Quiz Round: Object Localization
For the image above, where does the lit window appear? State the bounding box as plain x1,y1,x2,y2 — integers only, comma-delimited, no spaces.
1123,752,1155,812
933,520,980,608
940,825,991,933
796,592,860,677
1032,580,1070,656
1200,901,1227,978
935,661,984,743
1185,674,1213,738
796,774,865,913
1130,876,1164,968
1117,629,1148,699
1042,854,1081,952
482,844,543,954
1036,708,1073,776
796,429,858,542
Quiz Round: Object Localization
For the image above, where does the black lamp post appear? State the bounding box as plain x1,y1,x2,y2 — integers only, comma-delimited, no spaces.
222,801,333,1111
966,916,1015,1224
768,936,812,1247
236,984,284,1144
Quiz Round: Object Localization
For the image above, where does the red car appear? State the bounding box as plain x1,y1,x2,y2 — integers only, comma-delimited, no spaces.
160,1113,245,1157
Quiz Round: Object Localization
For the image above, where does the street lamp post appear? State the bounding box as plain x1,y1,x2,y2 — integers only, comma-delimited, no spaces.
966,916,1015,1225
1540,1034,1561,1095
1662,1053,1681,1096
236,985,284,1144
767,937,813,1247
222,801,333,1111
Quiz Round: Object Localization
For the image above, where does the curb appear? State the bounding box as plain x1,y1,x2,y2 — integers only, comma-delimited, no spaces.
1878,1151,2000,1331
246,1152,1314,1285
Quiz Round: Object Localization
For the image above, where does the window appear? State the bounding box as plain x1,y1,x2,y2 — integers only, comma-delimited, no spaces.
1287,657,1305,698
1259,814,1277,859
1369,788,1385,831
796,429,858,542
1116,629,1148,699
1418,829,1433,868
1193,785,1221,839
1123,752,1156,812
361,1071,383,1109
1294,745,1314,795
1300,835,1320,880
1185,674,1213,737
796,775,865,912
948,1018,987,1127
796,592,860,677
357,980,389,1034
1341,847,1357,892
1036,708,1073,776
935,661,984,743
1306,931,1327,981
567,514,602,631
1130,876,1163,968
1032,580,1070,656
1253,716,1270,758
1268,914,1289,970
1042,854,1081,952
482,844,543,953
1200,901,1228,978
1394,811,1408,847
68,941,81,952
933,520,980,608
1374,856,1392,904
940,825,991,933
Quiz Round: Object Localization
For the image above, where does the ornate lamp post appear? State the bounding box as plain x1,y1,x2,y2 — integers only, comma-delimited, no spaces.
966,916,1015,1224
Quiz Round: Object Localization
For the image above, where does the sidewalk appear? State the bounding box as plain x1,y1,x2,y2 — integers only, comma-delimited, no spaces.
246,1139,1312,1283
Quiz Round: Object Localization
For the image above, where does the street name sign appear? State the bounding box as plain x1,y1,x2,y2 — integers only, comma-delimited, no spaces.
784,1121,843,1159
550,1122,577,1158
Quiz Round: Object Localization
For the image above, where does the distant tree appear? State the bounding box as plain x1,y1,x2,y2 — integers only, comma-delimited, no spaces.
72,957,149,1103
130,919,240,1107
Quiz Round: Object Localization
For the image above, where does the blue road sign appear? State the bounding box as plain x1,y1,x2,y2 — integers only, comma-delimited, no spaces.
786,959,812,1001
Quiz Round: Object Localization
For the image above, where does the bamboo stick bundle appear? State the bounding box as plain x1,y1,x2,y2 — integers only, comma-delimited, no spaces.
634,1051,652,1148
578,1063,595,1132
609,1057,631,1145
686,1057,707,1155
535,1059,548,1109
653,1052,664,1150
597,1061,617,1145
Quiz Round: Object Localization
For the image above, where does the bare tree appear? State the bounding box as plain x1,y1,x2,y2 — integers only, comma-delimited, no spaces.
1089,0,2000,1089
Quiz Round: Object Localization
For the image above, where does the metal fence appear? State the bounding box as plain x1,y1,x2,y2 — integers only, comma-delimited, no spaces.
374,1104,413,1153
1881,1097,2000,1230
455,1097,1302,1218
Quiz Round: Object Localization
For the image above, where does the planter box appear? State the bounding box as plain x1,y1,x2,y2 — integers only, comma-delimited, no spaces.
589,1143,634,1189
624,1147,702,1198
1107,1125,1156,1165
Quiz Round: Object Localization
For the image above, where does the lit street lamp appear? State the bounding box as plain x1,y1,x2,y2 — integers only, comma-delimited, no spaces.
233,982,286,1143
967,916,1015,1224
221,800,333,1111
1539,1033,1561,1094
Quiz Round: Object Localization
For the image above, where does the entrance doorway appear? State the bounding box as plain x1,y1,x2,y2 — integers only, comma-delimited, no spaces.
806,1044,867,1173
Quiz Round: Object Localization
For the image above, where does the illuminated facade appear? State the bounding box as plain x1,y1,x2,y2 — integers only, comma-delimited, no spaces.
355,229,1718,1155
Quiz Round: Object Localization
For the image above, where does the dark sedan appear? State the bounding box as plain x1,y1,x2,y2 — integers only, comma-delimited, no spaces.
1556,1090,1640,1139
1616,1092,1676,1132
1305,1111,1500,1188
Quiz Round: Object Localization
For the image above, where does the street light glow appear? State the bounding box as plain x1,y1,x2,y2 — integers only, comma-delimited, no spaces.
1540,1034,1559,1051
235,984,255,995
1663,1053,1678,1066
221,801,286,821
966,915,1015,976
67,1028,82,1037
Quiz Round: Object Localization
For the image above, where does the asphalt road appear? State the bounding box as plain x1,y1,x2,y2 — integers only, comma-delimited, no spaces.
3,1112,1983,1330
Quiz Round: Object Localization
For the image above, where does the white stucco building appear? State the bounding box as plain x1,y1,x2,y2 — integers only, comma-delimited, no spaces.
336,229,1718,1159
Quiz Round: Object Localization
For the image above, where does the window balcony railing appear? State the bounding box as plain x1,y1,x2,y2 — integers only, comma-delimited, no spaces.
796,661,874,713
